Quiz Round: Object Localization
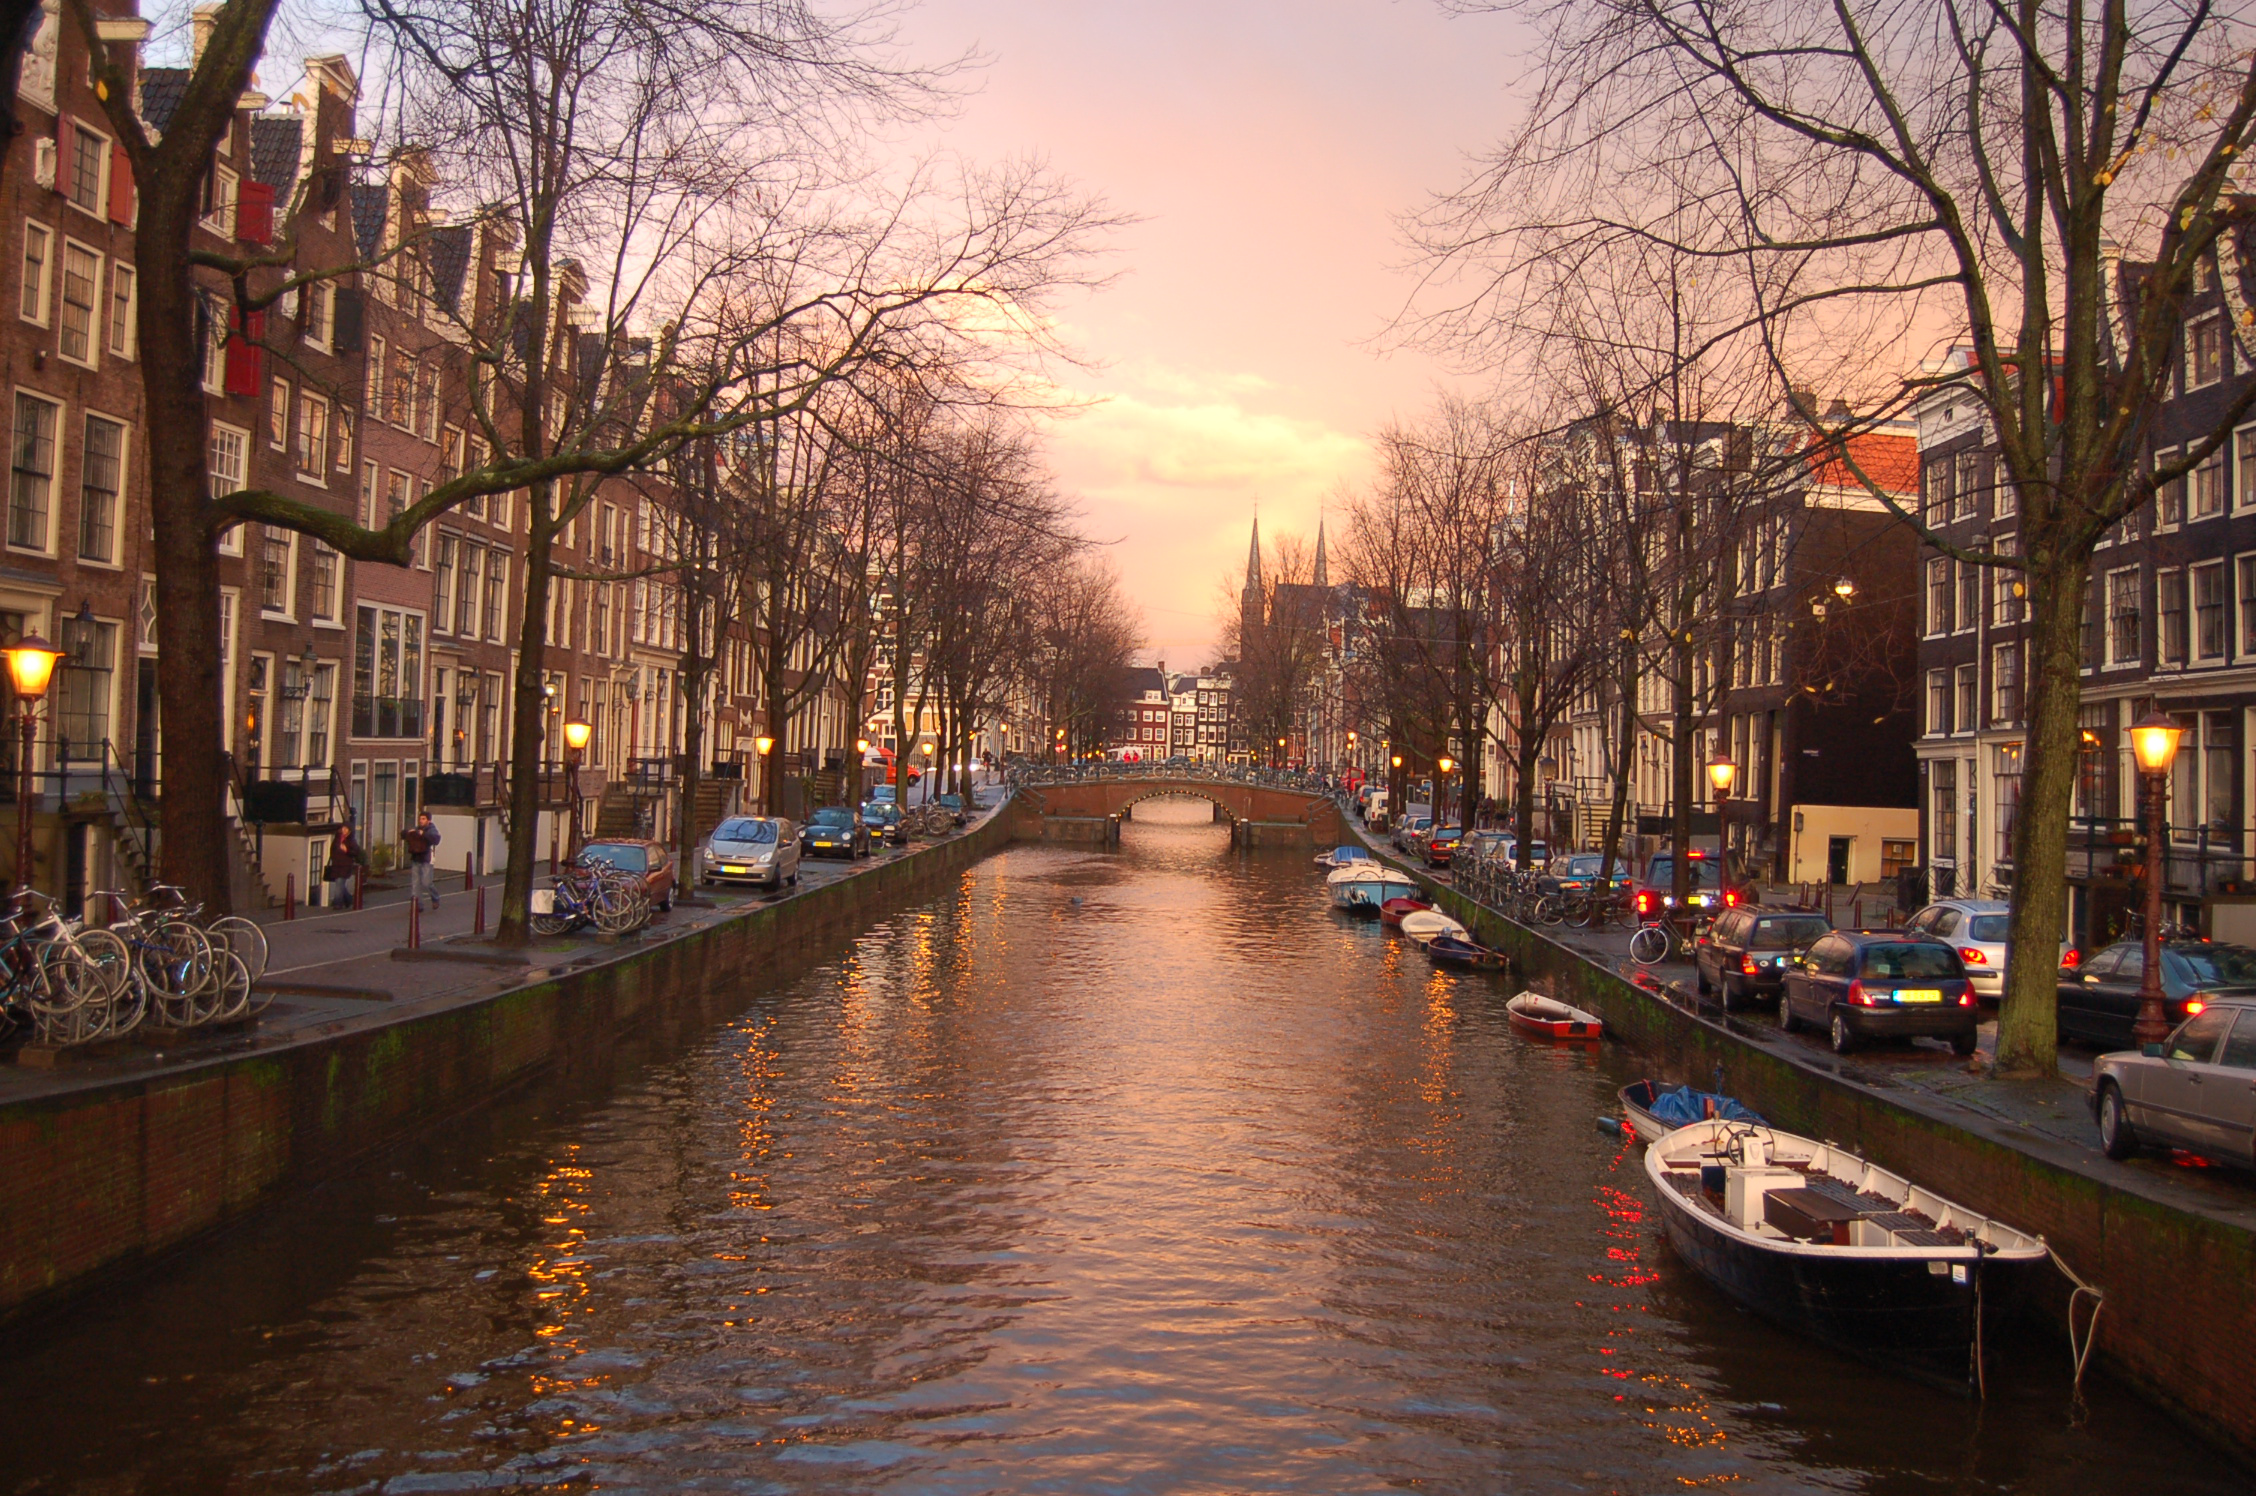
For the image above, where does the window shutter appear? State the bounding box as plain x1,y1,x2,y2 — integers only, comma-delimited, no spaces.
53,115,71,195
109,144,133,224
223,308,265,396
236,180,274,244
333,287,364,352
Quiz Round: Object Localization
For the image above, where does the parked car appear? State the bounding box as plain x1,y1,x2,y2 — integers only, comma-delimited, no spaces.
1694,907,1835,1010
861,801,908,845
801,805,871,859
2091,997,2256,1163
1903,898,2067,1004
935,793,968,827
1496,837,1551,868
1536,851,1633,900
577,837,679,911
702,816,799,889
869,783,899,803
2057,940,2256,1051
1780,931,1978,1055
1423,827,1464,867
1396,814,1434,853
1460,830,1511,867
1632,850,1728,915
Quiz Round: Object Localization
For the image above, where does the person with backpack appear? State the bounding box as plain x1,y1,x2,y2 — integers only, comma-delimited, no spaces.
404,810,442,910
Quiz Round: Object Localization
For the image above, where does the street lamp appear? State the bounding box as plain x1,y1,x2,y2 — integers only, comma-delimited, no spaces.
755,733,775,813
5,632,62,901
1438,755,1455,827
920,739,935,800
1707,752,1738,882
561,718,592,860
2131,710,2186,1047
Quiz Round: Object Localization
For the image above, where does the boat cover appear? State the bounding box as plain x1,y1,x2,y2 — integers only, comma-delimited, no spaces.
1646,1086,1763,1126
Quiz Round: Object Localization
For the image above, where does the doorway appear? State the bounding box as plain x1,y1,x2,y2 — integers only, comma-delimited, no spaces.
1827,836,1852,885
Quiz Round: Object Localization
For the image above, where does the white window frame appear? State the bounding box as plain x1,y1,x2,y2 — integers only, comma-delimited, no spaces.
61,115,110,222
19,221,52,327
106,259,134,359
309,539,343,627
201,163,238,237
268,376,290,450
1953,663,1977,737
6,388,60,556
1954,558,1979,636
54,236,99,369
258,526,298,619
76,408,127,567
2157,566,2189,669
209,420,249,555
2105,565,2140,668
2188,312,2227,390
2193,558,2229,663
294,390,329,481
302,280,332,352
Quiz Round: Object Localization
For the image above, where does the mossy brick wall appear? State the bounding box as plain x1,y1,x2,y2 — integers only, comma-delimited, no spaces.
0,811,1015,1323
1420,875,2256,1464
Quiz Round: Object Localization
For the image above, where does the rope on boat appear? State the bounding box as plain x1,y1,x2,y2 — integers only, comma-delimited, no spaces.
2048,1245,2105,1420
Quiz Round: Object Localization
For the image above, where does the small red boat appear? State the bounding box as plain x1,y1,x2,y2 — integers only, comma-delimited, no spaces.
1379,896,1433,928
1506,991,1604,1041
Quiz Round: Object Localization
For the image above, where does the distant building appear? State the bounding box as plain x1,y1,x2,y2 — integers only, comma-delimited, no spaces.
1109,666,1171,759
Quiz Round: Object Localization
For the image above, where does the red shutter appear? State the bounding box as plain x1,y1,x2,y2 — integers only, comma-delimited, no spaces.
53,115,71,195
222,308,265,396
108,145,133,224
235,180,274,245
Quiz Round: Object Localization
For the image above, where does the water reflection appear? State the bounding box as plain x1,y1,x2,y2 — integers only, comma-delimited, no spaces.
0,795,2238,1494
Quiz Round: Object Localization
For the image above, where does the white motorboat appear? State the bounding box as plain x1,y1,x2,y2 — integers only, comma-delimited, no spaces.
1327,863,1421,913
1397,909,1469,945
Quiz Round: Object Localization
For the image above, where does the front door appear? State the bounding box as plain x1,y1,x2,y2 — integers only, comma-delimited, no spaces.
1827,837,1851,885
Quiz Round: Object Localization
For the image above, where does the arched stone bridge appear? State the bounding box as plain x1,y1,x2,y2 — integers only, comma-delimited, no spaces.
1008,768,1344,848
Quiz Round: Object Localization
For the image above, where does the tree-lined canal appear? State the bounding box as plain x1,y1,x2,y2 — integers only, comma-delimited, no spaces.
0,798,2234,1493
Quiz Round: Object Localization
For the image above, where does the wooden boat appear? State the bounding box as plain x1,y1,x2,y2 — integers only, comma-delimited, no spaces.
1379,895,1433,928
1328,863,1419,913
1505,991,1603,1039
1427,933,1508,972
1645,1118,2046,1394
1314,844,1375,869
1620,1079,1763,1143
1397,909,1469,946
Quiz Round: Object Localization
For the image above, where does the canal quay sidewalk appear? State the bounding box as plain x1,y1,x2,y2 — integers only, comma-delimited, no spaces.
1352,823,2256,1233
0,788,1005,1112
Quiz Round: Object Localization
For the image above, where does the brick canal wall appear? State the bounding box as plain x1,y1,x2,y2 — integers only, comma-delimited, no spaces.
0,810,1017,1323
1418,876,2256,1464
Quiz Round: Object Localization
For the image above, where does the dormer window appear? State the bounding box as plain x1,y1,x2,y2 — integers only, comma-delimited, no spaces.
63,119,108,217
201,165,237,234
2190,315,2225,389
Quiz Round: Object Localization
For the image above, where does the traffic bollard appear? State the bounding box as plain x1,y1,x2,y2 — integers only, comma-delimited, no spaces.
284,873,295,921
474,883,486,936
355,865,366,911
408,894,421,949
466,853,474,892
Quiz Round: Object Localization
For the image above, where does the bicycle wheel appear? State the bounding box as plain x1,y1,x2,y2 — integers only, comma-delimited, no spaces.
139,921,214,1025
1628,924,1670,967
32,949,107,1044
1537,896,1564,926
206,916,269,984
530,907,575,937
72,928,133,998
1566,898,1595,929
208,951,253,1022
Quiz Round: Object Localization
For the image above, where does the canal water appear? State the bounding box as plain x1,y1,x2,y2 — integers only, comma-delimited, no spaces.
0,797,2238,1494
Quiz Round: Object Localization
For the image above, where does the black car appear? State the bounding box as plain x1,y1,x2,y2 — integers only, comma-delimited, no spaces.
861,801,907,845
1780,931,1979,1055
1694,907,1834,1010
800,805,870,859
935,793,968,827
1536,851,1634,900
2056,939,2256,1051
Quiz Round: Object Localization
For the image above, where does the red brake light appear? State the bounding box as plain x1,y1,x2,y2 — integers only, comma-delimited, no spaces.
1724,888,1741,907
1847,980,1877,1006
1959,991,1975,1006
1958,947,1988,965
2186,998,2206,1015
1741,955,1760,975
1636,890,1657,917
2063,948,2082,968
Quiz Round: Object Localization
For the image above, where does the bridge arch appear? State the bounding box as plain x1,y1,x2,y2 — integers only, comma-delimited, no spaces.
1012,772,1343,849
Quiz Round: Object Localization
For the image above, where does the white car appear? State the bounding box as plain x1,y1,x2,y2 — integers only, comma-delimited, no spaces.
1902,898,2065,1002
702,815,799,889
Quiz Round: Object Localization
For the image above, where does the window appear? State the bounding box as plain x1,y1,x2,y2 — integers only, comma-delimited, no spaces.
2158,448,2185,527
1990,640,2022,723
2159,567,2188,667
484,550,506,639
440,426,463,484
1926,557,1951,635
367,336,386,417
388,353,413,426
201,165,237,235
2239,428,2256,510
1954,451,1980,520
2191,315,2226,387
1881,840,1916,880
107,261,133,357
55,615,113,757
269,377,290,449
1991,535,2021,625
333,408,352,473
56,240,96,366
2107,566,2141,666
2081,575,2100,668
2076,703,2114,820
1932,760,1958,860
19,222,50,324
2204,710,2234,836
1923,458,1953,525
294,392,328,475
456,542,482,636
2240,556,2256,657
1994,742,2023,864
64,121,105,217
302,281,331,350
1994,464,2017,518
2194,447,2227,520
259,528,293,615
9,392,56,551
418,364,438,440
200,301,225,392
351,604,425,738
310,541,339,623
433,533,456,633
1956,559,1979,632
197,417,258,512
358,459,380,527
77,413,121,562
1926,669,1949,737
2195,561,2228,661
307,662,336,766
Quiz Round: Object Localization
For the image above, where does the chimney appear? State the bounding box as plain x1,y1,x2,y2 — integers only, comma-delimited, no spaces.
191,4,221,64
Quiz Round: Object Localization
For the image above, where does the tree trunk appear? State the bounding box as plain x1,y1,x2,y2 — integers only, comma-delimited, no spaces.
495,485,556,946
141,208,232,911
676,647,707,896
1670,636,1695,903
1597,636,1638,883
1995,551,2090,1076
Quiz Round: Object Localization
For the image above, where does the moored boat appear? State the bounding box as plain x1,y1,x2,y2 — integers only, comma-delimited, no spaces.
1397,909,1469,946
1427,934,1508,972
1505,991,1603,1039
1328,863,1421,913
1379,895,1434,928
1645,1118,2046,1394
1620,1079,1763,1142
1314,844,1375,869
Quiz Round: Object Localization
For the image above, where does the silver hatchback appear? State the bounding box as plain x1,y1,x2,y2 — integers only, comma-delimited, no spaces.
702,815,799,889
1903,898,2064,1002
2092,998,2256,1167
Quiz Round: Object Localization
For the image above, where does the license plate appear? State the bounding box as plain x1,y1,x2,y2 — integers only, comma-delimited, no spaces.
720,865,747,874
1896,989,1943,1003
531,889,556,914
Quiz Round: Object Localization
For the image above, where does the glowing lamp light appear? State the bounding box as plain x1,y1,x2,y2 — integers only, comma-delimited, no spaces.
1832,576,1857,601
2130,711,2184,775
1706,755,1738,796
921,741,935,756
3,633,63,700
1390,755,1403,768
756,734,776,755
562,718,592,752
1438,756,1454,774
856,737,871,753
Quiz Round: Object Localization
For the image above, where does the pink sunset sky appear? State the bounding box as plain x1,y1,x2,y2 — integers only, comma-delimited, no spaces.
895,1,1528,667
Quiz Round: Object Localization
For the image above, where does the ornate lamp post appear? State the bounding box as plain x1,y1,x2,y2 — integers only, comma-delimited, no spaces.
920,739,935,800
5,632,63,901
755,733,776,813
1706,753,1739,887
561,718,592,861
1437,755,1455,829
2131,711,2186,1047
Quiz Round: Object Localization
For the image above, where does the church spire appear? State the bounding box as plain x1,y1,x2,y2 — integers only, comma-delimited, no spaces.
1313,519,1328,588
1244,512,1262,595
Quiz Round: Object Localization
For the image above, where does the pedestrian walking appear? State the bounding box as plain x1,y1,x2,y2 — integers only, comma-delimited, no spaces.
404,810,443,910
324,825,361,908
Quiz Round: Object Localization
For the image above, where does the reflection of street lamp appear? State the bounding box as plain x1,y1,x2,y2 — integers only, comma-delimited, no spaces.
2131,711,2186,1047
6,632,62,901
561,718,592,860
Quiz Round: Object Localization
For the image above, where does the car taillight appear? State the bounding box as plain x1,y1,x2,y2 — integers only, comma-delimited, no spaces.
1741,955,1760,975
2185,998,2206,1015
1724,888,1741,908
1958,990,1975,1006
2062,948,2082,968
1636,890,1657,917
1847,980,1878,1006
1958,947,1988,965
